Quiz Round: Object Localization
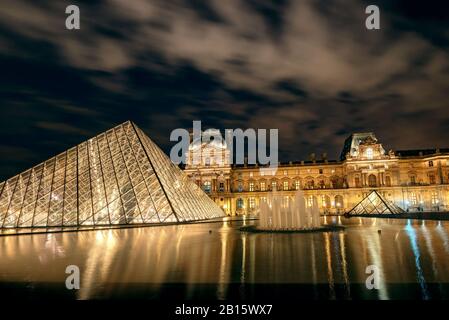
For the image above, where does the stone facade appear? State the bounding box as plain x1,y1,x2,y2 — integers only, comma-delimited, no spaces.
184,132,449,216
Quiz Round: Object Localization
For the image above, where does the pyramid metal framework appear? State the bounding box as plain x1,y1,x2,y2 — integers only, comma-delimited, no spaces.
347,190,405,215
0,121,224,229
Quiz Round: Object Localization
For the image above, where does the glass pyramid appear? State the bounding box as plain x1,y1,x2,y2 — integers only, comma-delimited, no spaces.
347,190,404,215
0,121,224,230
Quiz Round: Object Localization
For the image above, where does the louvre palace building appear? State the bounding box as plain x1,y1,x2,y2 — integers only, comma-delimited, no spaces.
184,131,449,216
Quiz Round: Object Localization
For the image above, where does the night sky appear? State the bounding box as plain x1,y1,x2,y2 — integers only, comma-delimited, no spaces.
1,0,449,181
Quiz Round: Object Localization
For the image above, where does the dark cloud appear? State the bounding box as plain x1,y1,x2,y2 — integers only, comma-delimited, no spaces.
0,0,449,180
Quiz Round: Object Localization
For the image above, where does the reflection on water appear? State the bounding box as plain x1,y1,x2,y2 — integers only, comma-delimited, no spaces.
1,218,449,300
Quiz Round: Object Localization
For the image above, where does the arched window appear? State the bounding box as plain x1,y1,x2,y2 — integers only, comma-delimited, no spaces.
307,180,314,189
319,180,325,189
355,177,361,188
368,174,377,187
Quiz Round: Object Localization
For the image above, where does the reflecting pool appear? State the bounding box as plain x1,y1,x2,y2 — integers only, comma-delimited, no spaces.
1,217,449,300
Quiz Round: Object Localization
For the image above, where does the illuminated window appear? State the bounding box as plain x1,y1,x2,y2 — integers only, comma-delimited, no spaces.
260,181,266,191
271,181,277,191
431,192,439,205
284,170,287,176
250,172,253,177
260,196,267,203
295,180,300,190
249,182,254,192
321,195,327,207
237,198,244,209
283,181,289,191
307,196,314,207
410,193,417,205
365,148,374,159
249,197,255,209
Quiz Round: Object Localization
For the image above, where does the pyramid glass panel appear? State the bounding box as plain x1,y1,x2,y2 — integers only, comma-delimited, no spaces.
0,121,224,231
348,190,404,215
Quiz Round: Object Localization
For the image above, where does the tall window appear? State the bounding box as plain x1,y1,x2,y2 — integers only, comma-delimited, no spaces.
385,176,391,187
249,182,254,192
410,175,416,185
238,182,243,192
429,174,436,184
219,182,224,192
271,181,277,191
366,148,374,159
249,197,255,209
355,177,361,188
368,174,377,187
321,195,327,207
237,198,244,209
295,180,300,190
260,181,266,191
431,192,439,205
307,196,314,207
410,193,417,205
283,181,289,191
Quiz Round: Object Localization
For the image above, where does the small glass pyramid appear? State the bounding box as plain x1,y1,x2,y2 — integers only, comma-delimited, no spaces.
347,190,404,215
0,121,224,230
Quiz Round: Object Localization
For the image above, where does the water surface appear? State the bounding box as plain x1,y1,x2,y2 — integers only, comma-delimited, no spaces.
1,217,449,300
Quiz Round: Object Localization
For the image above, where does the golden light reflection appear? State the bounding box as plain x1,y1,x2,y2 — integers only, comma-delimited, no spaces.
1,218,449,299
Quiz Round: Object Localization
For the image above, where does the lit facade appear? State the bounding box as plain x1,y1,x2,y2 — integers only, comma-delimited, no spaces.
185,132,449,215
